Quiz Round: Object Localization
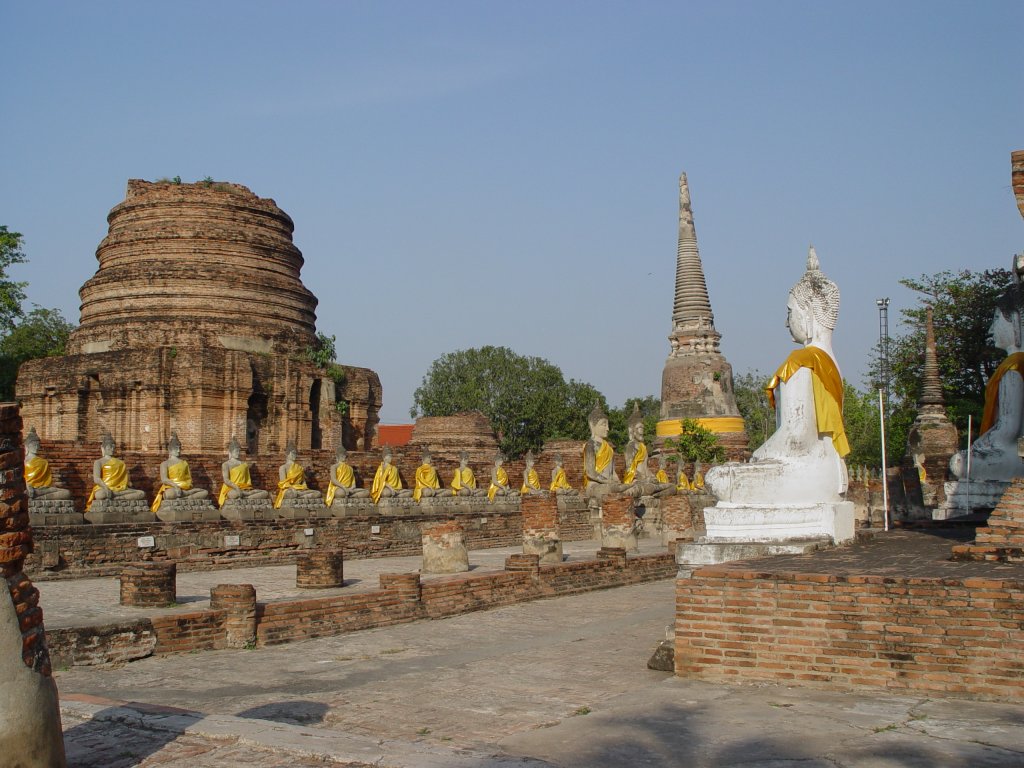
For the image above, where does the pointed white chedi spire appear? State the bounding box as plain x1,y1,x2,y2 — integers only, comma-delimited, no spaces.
670,173,720,353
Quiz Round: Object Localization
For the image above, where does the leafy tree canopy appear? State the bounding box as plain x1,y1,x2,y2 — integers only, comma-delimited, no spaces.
0,226,28,335
663,419,725,464
411,346,607,458
733,370,774,452
0,307,75,400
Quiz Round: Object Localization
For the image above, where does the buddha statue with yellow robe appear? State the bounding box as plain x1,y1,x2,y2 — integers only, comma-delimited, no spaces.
325,447,369,506
273,444,323,509
521,450,544,495
371,447,411,503
676,464,691,491
488,453,517,502
219,437,270,507
621,405,675,498
701,247,854,544
655,454,671,485
152,433,209,513
23,427,71,501
549,454,575,494
582,403,621,505
451,452,487,497
950,260,1024,483
412,450,447,502
86,433,147,511
691,461,705,490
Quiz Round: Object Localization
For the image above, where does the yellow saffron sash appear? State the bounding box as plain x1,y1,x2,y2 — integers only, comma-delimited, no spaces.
550,468,572,492
372,463,402,503
522,468,541,493
655,469,669,483
488,466,509,502
274,462,309,509
582,440,614,488
413,464,441,502
85,457,129,512
767,347,850,457
152,460,193,513
623,442,647,484
325,462,357,507
24,456,52,489
450,467,477,494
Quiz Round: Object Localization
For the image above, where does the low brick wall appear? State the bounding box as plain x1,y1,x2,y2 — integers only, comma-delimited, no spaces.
49,550,676,666
675,567,1024,701
27,511,525,578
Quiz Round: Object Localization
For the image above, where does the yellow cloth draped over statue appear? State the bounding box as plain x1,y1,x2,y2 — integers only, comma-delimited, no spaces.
85,457,130,512
450,467,477,494
550,468,573,492
218,463,254,508
413,464,442,502
488,466,509,502
24,456,53,489
274,462,309,509
371,463,403,503
980,352,1024,435
582,440,614,489
692,472,705,490
522,468,542,493
676,472,690,491
767,347,851,457
151,460,193,513
655,469,669,484
623,442,648,484
325,463,357,507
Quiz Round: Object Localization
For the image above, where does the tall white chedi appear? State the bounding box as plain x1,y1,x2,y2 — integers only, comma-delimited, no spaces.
700,247,855,545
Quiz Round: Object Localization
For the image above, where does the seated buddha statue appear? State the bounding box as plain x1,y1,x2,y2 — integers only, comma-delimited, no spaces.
691,461,705,490
325,447,369,506
676,462,691,491
86,432,147,511
273,444,323,509
152,432,209,513
371,447,411,503
621,405,675,498
655,454,671,484
582,403,621,504
487,452,517,502
23,427,71,501
450,452,487,497
412,450,447,502
549,453,575,494
521,450,545,495
219,437,270,507
705,247,850,505
950,258,1024,482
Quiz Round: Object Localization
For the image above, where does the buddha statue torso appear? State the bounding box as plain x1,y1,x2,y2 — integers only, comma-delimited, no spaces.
325,450,369,505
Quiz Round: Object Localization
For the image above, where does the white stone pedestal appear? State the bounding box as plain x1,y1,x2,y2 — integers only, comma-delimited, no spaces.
934,480,1008,520
703,501,855,544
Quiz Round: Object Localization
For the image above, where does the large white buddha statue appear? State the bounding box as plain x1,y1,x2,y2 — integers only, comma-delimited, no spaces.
949,258,1024,483
702,247,853,543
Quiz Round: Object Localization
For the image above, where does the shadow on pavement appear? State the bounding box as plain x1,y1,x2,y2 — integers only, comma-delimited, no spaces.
62,704,192,768
236,699,330,725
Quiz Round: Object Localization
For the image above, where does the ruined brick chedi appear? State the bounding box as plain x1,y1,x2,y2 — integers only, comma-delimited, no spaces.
656,174,749,458
17,179,381,454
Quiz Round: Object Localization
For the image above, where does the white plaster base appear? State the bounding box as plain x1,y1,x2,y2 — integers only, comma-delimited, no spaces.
934,480,1009,520
523,536,563,565
702,501,855,545
601,524,638,552
677,538,829,568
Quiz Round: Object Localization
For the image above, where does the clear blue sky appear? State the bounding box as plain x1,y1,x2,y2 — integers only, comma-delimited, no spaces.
3,2,1022,422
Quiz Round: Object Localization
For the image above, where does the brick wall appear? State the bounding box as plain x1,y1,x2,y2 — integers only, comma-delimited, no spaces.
50,551,675,665
27,511,525,578
676,567,1024,701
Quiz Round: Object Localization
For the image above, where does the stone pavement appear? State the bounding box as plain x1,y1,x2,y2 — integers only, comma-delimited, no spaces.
53,547,1024,768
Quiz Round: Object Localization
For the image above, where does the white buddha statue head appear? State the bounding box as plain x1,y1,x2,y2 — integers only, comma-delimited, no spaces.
25,426,41,459
100,432,116,458
627,404,644,443
167,432,182,459
787,246,840,348
588,402,609,442
991,255,1024,354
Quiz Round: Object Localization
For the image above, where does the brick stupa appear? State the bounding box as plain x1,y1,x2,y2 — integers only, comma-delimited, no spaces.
17,179,381,455
656,173,748,459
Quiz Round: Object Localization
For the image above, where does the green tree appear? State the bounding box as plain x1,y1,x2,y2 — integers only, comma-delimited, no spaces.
874,269,1012,448
607,395,660,449
0,307,74,400
411,346,605,457
733,370,774,452
663,419,725,463
0,226,28,334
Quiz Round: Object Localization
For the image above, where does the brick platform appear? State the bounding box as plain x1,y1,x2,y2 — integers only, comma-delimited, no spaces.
676,529,1024,701
952,478,1024,562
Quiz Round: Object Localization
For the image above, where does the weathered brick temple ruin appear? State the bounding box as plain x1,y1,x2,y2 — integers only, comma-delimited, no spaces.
17,179,381,456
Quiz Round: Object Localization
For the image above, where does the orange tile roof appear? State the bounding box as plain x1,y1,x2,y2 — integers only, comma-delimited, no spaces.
377,424,414,446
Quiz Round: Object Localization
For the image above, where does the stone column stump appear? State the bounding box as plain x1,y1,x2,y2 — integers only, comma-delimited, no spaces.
296,550,345,588
521,494,563,564
660,493,696,545
601,494,638,552
421,521,469,574
210,584,257,648
120,561,176,606
0,405,67,767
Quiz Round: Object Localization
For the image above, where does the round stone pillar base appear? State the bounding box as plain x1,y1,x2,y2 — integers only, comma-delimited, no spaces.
523,535,563,564
120,562,176,606
422,522,469,574
296,551,345,588
210,583,257,648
